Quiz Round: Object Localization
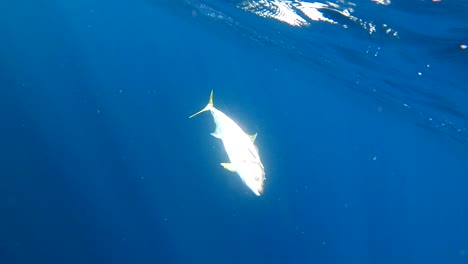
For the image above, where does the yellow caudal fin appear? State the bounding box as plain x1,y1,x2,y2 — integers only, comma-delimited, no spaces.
189,90,214,118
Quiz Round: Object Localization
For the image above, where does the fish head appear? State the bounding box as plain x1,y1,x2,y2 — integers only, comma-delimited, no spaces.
237,161,265,196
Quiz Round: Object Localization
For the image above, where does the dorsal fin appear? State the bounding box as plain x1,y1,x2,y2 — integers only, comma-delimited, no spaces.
249,133,257,142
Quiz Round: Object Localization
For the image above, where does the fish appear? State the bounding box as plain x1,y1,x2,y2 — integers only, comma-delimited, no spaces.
189,90,265,196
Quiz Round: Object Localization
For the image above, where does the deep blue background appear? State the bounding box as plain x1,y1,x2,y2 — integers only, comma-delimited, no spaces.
1,0,467,263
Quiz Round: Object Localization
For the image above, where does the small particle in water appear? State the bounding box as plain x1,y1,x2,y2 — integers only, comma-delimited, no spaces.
372,156,377,161
322,241,326,245
460,44,467,50
96,109,101,114
418,72,422,76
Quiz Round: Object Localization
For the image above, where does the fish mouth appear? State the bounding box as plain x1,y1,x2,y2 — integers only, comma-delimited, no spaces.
252,181,264,196
257,188,264,196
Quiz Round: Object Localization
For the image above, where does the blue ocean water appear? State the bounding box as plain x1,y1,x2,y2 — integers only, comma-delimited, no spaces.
1,0,467,263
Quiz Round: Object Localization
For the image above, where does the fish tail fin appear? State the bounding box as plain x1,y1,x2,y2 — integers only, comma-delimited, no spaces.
189,90,214,118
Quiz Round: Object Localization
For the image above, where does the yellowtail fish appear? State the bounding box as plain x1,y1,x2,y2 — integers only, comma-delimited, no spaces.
190,90,265,196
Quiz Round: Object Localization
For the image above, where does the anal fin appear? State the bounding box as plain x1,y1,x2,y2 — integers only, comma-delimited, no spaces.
220,163,236,172
210,131,221,139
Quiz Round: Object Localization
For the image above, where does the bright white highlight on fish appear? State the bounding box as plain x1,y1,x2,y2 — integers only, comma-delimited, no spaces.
190,90,265,196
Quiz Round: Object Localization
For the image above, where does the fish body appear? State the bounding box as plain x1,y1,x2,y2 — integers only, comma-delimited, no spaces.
190,90,265,196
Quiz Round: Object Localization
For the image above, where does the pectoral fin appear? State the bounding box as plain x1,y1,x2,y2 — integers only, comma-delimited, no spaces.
220,163,236,172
